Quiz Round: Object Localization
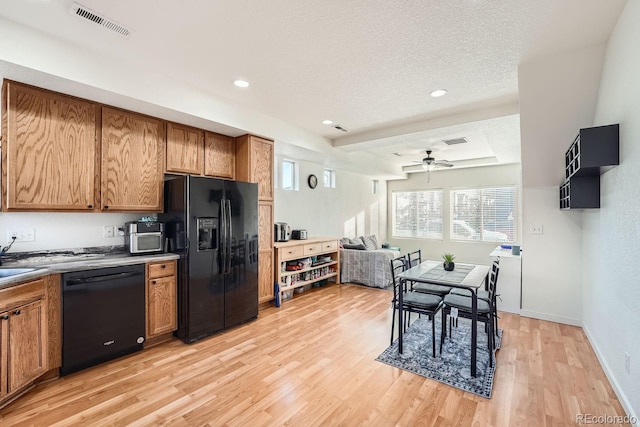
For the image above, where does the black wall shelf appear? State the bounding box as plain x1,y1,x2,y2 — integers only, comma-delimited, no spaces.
560,123,619,210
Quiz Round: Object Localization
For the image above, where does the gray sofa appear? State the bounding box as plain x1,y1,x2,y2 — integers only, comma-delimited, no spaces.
340,248,401,288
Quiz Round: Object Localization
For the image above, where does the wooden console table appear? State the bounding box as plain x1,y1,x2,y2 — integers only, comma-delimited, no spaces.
273,237,340,304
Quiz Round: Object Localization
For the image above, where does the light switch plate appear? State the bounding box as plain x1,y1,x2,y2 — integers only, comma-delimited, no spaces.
531,225,543,235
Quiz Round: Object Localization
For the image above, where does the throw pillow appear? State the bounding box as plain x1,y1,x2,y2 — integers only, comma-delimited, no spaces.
343,243,366,250
360,235,378,251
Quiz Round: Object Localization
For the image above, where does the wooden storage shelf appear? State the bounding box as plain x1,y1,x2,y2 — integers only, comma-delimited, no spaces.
274,237,340,304
279,272,339,292
560,123,619,210
279,260,338,277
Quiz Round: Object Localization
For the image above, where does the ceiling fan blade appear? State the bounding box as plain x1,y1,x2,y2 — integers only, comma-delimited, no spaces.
435,161,454,167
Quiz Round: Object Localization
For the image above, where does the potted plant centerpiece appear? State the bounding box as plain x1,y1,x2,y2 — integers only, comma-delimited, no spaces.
442,253,455,271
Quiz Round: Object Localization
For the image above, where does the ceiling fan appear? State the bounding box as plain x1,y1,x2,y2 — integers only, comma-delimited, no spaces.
414,150,454,170
411,150,454,182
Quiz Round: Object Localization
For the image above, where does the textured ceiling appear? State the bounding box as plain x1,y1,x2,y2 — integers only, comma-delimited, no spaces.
0,0,628,174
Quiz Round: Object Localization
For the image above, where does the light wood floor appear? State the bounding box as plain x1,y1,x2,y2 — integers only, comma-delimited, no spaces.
0,284,630,426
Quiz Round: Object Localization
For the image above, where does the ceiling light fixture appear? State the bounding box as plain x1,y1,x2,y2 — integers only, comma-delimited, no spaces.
322,119,334,125
233,79,250,88
430,89,447,98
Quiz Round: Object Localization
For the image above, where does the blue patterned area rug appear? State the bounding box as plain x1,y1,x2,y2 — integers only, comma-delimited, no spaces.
376,316,502,398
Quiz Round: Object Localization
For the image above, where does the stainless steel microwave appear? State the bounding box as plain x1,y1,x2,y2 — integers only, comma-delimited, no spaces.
125,221,164,254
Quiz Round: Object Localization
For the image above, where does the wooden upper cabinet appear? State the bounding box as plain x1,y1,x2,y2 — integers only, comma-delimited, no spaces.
101,107,165,212
204,131,235,179
166,122,204,175
1,81,98,211
235,134,274,201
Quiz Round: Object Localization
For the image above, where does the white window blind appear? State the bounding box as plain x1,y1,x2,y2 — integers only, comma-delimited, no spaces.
392,190,443,239
450,186,516,242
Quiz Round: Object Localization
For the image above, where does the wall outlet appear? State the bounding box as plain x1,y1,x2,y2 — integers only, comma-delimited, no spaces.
625,352,631,374
103,225,115,238
7,229,36,243
531,225,544,235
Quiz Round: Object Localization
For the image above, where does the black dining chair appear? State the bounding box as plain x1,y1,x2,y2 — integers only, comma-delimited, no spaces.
440,261,500,364
390,255,443,357
407,249,453,297
448,258,501,338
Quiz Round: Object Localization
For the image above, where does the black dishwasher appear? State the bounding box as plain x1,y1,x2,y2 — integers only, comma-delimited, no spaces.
61,264,145,376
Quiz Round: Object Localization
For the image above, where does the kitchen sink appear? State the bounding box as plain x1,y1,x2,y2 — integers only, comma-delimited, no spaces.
0,268,38,278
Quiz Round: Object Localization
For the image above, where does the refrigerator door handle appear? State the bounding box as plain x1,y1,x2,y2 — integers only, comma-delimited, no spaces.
227,199,233,273
220,198,227,274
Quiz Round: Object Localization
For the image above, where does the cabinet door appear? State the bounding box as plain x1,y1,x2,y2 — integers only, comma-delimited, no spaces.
2,81,97,211
204,131,235,179
147,275,177,337
101,107,165,211
258,249,274,303
166,122,203,175
251,137,274,201
235,135,273,201
258,201,274,302
7,300,48,394
1,313,7,398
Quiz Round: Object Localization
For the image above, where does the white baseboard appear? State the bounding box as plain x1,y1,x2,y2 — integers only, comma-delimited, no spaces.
519,309,581,327
582,324,638,427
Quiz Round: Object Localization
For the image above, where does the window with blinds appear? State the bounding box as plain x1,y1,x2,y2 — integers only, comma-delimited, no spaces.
392,190,443,239
450,186,516,242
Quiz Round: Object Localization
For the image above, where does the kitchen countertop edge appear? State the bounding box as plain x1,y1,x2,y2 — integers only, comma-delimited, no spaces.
0,253,180,291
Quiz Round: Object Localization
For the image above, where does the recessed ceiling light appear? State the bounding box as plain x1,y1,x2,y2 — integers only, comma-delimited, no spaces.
322,119,334,125
430,89,447,98
233,79,250,88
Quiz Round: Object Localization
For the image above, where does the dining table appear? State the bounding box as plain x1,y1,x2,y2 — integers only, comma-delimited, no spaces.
397,259,490,377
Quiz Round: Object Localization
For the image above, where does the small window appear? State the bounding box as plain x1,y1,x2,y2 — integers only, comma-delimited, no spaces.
281,160,298,191
323,169,336,188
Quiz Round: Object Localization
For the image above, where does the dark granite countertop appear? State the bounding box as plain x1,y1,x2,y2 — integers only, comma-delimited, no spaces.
0,246,179,290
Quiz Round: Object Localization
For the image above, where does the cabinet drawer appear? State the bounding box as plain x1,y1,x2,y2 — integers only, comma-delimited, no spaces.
281,245,303,261
147,260,176,279
321,240,338,251
303,243,321,255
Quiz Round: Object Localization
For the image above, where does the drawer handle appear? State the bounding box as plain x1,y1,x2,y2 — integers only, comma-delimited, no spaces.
152,280,157,285
161,264,166,268
1,315,8,320
13,309,21,315
288,251,295,254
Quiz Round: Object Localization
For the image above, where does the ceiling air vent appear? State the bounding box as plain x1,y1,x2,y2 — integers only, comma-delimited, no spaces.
442,137,468,145
333,124,348,133
69,2,131,38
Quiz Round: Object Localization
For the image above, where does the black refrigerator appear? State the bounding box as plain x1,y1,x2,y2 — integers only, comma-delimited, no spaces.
162,174,259,343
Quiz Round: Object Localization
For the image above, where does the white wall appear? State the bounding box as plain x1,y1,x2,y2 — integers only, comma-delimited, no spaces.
518,44,607,326
0,212,140,253
386,163,521,264
582,0,640,418
274,154,387,240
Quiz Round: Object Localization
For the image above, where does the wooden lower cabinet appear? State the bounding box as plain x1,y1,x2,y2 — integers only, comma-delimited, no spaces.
145,260,177,345
0,279,49,402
